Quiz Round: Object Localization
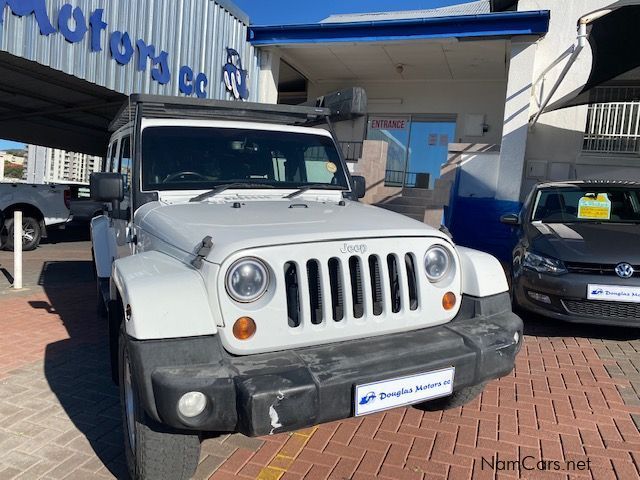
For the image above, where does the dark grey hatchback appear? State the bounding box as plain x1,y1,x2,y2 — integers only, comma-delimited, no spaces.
502,181,640,326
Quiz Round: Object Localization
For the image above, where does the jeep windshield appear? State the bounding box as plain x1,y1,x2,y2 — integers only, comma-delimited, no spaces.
531,186,640,224
141,126,349,193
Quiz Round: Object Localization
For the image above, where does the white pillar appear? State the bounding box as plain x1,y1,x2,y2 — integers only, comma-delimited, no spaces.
26,145,48,184
257,49,280,104
496,41,538,202
13,211,22,290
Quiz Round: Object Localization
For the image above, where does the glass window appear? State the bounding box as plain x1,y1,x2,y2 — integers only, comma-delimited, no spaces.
141,127,348,191
366,117,410,187
406,120,456,189
108,142,119,173
366,116,456,189
119,136,132,191
303,146,335,184
532,186,640,224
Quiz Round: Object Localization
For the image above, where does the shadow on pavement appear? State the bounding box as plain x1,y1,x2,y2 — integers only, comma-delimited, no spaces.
33,260,128,478
520,308,640,341
41,224,91,245
0,267,13,284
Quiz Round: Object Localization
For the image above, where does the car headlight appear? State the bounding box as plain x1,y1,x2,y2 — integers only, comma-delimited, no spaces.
522,252,567,275
424,246,452,283
225,258,270,303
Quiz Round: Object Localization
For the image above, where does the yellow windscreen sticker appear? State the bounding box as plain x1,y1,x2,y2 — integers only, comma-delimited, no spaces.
578,193,611,220
326,162,337,174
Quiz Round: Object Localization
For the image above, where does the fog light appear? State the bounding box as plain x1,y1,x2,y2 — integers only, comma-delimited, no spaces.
178,392,207,418
442,292,456,311
514,331,520,344
528,291,551,304
233,317,256,340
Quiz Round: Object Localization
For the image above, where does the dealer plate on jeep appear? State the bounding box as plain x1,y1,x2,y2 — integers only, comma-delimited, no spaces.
355,367,455,416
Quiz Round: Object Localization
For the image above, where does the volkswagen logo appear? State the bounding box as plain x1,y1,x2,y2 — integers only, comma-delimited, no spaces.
615,263,635,279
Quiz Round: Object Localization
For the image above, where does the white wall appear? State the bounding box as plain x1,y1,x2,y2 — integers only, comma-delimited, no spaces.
307,80,507,146
457,152,501,198
520,0,633,197
497,40,538,202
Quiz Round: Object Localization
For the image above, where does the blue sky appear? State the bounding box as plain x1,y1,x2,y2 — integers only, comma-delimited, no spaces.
234,0,468,25
0,0,468,152
0,140,25,151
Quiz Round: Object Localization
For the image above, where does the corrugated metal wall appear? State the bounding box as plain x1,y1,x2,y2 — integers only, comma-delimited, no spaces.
0,0,259,101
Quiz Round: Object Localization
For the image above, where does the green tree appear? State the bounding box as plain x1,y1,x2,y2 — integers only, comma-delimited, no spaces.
4,162,24,179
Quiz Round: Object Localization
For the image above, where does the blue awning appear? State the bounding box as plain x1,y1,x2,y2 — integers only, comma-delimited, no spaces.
248,11,550,46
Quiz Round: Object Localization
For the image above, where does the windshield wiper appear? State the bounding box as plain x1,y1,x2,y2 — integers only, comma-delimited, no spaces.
285,184,347,199
189,183,274,202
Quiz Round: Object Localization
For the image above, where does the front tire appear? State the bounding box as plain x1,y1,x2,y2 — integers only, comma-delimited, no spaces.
3,217,42,251
119,329,201,480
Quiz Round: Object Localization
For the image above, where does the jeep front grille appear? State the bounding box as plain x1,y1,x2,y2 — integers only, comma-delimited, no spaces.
285,253,420,328
218,238,461,355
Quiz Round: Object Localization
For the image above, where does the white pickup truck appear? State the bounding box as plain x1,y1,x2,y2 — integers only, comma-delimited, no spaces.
91,95,523,480
0,182,71,250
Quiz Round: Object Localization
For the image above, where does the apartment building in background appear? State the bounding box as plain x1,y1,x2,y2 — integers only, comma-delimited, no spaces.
25,145,102,184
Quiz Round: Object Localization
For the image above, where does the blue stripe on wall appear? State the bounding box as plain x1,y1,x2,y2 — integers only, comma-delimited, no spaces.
445,197,522,262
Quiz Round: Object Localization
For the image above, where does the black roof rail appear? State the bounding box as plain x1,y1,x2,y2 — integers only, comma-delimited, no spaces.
538,179,639,188
109,94,331,132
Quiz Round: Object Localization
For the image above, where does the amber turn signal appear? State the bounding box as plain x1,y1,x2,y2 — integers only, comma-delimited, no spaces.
442,292,457,310
233,317,256,340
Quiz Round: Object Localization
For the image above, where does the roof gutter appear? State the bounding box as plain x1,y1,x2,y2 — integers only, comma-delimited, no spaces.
248,10,550,45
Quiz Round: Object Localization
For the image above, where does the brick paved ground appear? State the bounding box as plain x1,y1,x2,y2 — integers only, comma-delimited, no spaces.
1,234,640,480
212,318,640,480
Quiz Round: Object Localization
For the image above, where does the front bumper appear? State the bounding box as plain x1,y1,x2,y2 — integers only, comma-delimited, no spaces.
127,292,522,437
514,268,640,326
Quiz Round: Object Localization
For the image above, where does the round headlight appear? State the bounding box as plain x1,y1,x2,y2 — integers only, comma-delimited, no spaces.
226,258,269,303
424,246,451,283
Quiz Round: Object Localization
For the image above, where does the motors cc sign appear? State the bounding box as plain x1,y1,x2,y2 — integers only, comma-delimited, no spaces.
0,0,235,99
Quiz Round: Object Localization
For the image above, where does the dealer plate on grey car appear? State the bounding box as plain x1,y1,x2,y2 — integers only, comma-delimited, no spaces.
588,284,640,303
355,367,455,416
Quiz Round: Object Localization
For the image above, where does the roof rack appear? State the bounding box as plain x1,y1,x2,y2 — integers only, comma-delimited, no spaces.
109,94,331,132
539,180,639,187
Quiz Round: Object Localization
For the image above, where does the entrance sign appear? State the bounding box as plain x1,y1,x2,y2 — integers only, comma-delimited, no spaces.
578,193,611,220
0,0,223,98
370,117,409,130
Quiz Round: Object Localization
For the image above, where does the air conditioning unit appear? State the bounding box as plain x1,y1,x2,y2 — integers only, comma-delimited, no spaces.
311,87,368,121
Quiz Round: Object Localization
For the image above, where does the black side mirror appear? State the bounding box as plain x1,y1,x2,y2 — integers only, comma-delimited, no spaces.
351,175,366,199
500,213,520,226
90,173,124,202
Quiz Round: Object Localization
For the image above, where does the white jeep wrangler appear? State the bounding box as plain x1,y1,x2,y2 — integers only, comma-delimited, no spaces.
91,95,522,480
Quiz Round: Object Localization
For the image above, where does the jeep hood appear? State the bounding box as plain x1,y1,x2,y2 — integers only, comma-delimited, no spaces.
136,199,448,264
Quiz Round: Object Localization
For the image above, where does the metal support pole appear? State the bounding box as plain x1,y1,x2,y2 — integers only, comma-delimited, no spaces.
13,211,22,290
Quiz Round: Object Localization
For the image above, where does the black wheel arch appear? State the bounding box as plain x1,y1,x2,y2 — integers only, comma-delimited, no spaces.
2,203,47,238
108,290,125,385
